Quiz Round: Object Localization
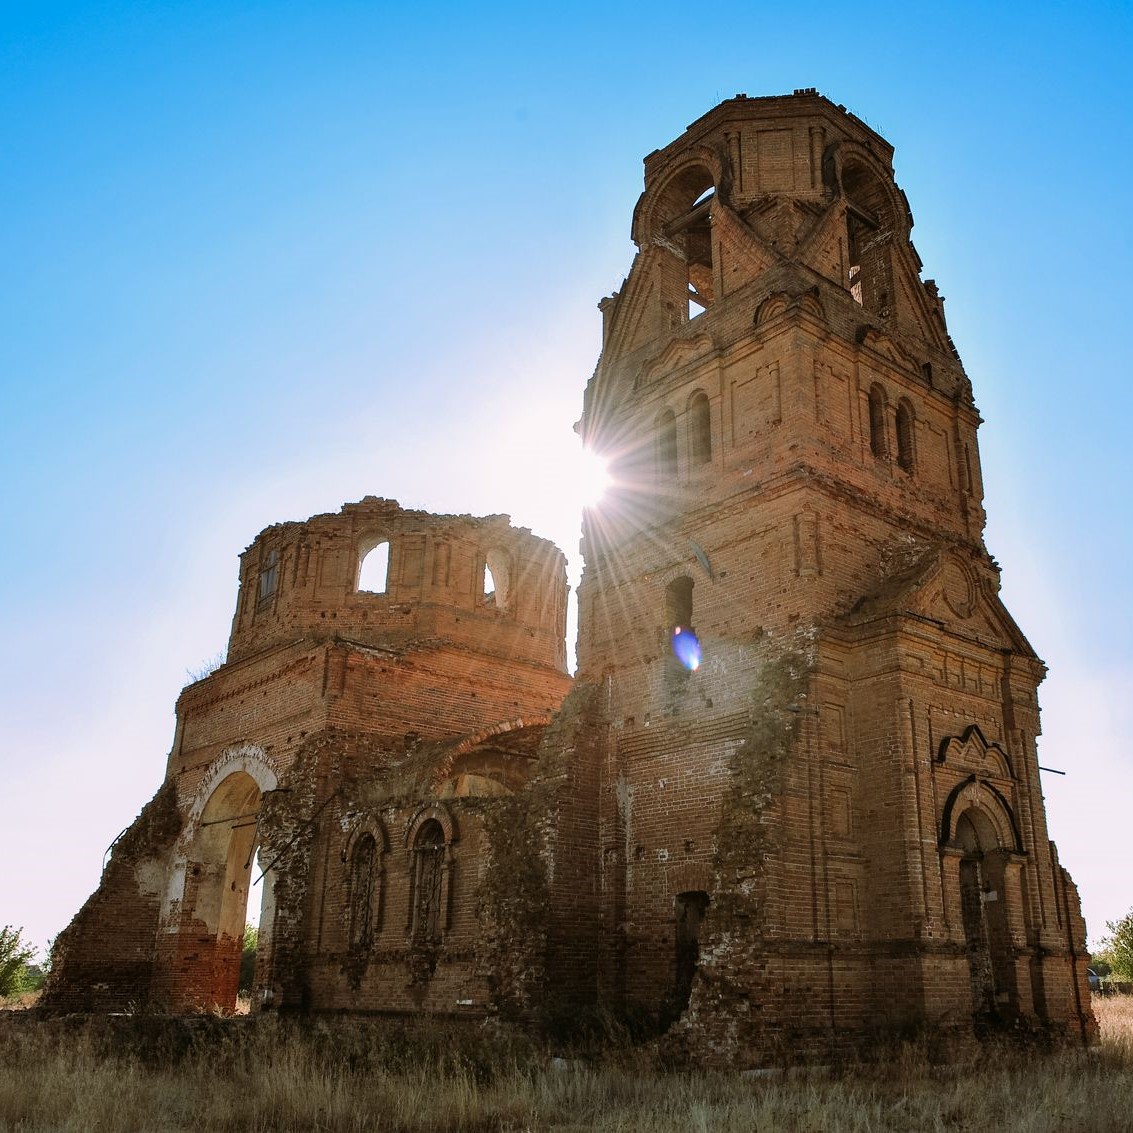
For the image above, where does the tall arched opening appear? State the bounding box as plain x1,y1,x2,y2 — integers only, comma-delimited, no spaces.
954,807,1016,1022
160,756,276,1012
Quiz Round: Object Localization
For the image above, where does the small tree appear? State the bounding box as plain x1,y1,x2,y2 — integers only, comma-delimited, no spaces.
0,926,36,997
1101,909,1133,981
238,924,258,994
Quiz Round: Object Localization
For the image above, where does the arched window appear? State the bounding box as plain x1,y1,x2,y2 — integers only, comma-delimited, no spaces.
358,540,390,593
257,548,279,608
410,820,446,945
842,161,895,314
665,576,694,631
689,391,711,466
868,384,888,460
651,165,716,320
657,409,678,479
349,834,377,950
896,399,916,472
483,548,511,610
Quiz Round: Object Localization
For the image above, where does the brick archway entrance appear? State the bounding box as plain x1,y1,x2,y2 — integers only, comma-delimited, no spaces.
955,808,1014,1022
158,751,277,1012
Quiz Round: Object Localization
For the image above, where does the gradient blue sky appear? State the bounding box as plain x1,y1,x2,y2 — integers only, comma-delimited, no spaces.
2,1,1130,955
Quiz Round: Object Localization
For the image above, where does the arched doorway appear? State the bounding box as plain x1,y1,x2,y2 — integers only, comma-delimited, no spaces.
181,771,261,1010
954,808,1015,1021
161,749,277,1012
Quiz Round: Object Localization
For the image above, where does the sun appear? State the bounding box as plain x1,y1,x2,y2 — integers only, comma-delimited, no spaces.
574,442,613,508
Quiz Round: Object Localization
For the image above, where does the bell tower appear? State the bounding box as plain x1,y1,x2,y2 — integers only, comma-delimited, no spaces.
579,89,984,671
572,91,1093,1057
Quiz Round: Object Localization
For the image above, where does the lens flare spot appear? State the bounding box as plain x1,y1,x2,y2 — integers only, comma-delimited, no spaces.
671,626,701,671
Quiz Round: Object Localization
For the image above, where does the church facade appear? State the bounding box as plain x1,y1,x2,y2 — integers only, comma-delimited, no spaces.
45,91,1094,1059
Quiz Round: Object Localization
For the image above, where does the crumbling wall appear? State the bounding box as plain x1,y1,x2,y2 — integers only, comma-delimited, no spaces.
228,499,569,673
476,683,602,1025
254,734,340,1011
670,640,813,1065
43,780,183,1012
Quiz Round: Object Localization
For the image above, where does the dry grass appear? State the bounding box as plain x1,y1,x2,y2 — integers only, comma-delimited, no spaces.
0,991,40,1013
0,999,1129,1132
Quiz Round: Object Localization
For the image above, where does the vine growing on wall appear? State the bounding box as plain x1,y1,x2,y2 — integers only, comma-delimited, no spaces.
708,642,812,928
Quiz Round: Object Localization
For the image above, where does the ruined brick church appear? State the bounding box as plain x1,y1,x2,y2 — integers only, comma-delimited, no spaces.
46,91,1095,1059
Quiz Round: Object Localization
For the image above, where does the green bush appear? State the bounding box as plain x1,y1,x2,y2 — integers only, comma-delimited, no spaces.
238,924,258,994
0,926,36,997
1101,910,1133,982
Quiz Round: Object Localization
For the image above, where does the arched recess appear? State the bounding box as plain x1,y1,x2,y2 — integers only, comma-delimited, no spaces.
163,746,278,1012
662,863,713,1029
403,804,457,980
688,390,712,466
939,776,1022,853
432,717,553,794
665,575,694,631
867,383,889,460
343,820,389,951
672,891,710,1018
754,292,790,327
941,789,1025,1022
896,398,916,472
657,409,678,479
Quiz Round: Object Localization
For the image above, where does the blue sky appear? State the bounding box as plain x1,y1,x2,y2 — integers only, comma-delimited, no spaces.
1,1,1130,954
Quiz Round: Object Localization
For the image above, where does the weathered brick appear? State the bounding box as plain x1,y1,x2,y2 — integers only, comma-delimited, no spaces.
45,92,1093,1061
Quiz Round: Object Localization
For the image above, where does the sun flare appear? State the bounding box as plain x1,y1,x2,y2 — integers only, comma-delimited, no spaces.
575,443,613,508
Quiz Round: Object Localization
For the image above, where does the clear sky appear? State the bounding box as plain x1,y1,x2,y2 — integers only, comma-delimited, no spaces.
1,1,1130,957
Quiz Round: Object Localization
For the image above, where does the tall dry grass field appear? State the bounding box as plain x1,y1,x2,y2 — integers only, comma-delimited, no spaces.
0,999,1130,1132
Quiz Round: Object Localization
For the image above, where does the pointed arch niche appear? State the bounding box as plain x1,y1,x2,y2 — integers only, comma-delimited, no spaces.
939,775,1026,1022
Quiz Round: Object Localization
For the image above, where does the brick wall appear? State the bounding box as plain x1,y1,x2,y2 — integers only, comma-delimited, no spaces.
46,92,1093,1060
